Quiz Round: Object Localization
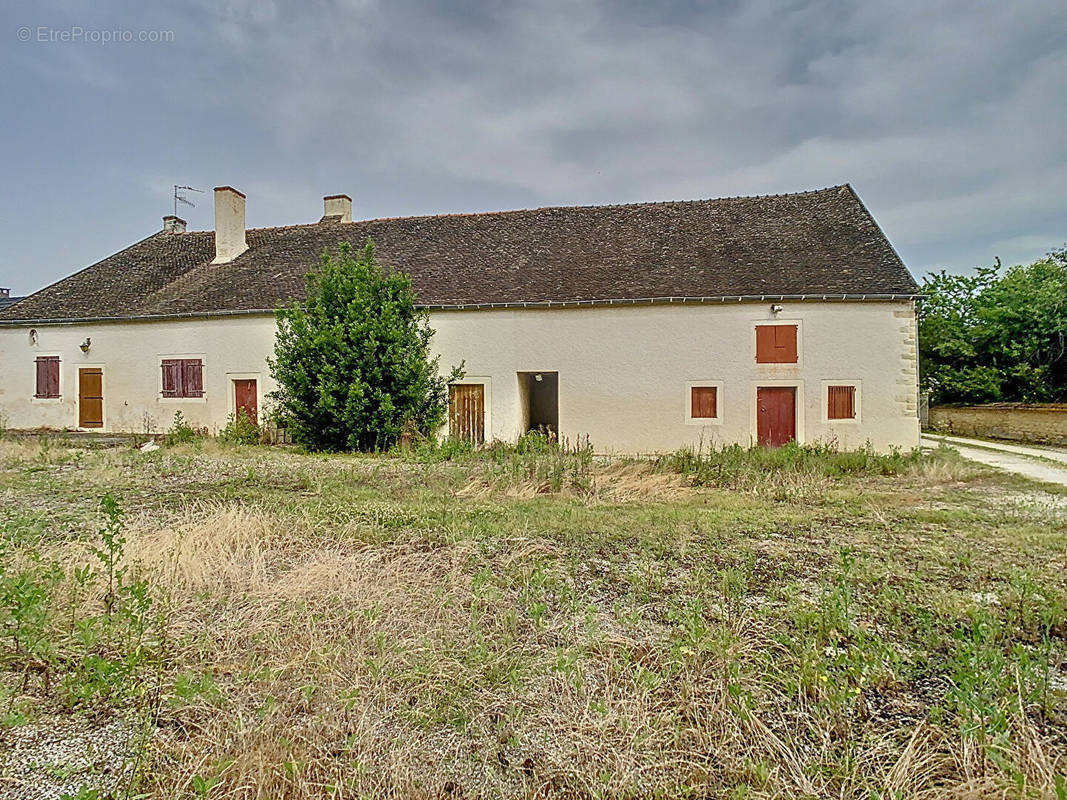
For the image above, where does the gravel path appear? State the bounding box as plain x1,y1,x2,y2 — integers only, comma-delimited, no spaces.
922,435,1067,487
0,715,145,800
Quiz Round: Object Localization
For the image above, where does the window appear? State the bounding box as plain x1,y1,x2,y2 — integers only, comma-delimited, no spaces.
34,356,60,398
691,386,718,419
686,381,723,424
161,359,204,398
755,324,798,364
827,385,856,420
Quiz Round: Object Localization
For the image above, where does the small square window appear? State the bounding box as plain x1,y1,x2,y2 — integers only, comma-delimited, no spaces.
827,385,856,420
691,386,718,419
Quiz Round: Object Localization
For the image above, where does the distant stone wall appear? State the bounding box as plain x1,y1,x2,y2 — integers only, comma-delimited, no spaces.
928,403,1067,446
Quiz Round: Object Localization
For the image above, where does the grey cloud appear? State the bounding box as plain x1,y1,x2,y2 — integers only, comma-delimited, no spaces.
0,0,1063,293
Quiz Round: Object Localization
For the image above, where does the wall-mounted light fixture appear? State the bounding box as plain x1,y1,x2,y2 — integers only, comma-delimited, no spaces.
770,304,784,315
29,329,38,345
79,337,92,353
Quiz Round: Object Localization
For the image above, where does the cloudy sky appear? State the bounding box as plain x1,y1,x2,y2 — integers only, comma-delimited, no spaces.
1,0,1064,295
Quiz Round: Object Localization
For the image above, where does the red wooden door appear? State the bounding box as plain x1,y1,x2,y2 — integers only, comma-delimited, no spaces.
756,387,796,447
234,379,258,425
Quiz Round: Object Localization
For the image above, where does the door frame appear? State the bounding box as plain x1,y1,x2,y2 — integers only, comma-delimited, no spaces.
226,372,262,424
77,364,107,431
446,376,491,442
750,380,803,446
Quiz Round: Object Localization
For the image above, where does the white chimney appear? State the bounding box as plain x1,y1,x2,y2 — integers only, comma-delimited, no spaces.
322,194,352,223
212,186,248,263
162,215,187,234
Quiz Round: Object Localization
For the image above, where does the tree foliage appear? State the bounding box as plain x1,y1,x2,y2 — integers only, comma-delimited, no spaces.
270,240,452,451
918,247,1067,404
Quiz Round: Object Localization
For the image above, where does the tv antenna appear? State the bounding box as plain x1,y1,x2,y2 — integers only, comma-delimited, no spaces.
173,185,204,217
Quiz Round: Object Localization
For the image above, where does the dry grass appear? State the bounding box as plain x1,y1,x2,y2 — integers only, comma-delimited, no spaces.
0,437,1064,798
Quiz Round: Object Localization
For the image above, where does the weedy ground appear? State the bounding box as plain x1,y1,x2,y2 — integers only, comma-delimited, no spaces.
0,434,1064,799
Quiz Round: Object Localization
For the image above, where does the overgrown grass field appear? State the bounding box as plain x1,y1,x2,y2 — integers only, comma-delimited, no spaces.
0,435,1064,798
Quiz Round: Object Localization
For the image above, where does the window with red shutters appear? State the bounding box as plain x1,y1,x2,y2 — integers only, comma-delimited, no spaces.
161,358,204,398
827,385,856,420
690,386,718,419
182,360,203,397
755,324,798,364
35,356,60,398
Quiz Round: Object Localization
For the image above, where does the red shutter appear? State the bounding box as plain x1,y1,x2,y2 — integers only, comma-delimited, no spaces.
161,360,181,397
775,325,798,363
183,360,203,397
35,358,48,397
35,357,59,398
755,326,775,363
691,386,717,418
756,325,798,364
827,385,856,419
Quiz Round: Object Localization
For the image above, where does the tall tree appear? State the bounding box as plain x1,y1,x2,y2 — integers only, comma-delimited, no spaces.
270,240,451,451
919,247,1067,404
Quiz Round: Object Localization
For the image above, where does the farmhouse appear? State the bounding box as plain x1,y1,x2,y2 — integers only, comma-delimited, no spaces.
0,185,920,452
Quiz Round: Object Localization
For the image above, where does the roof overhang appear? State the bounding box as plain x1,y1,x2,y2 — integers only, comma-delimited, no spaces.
0,293,921,326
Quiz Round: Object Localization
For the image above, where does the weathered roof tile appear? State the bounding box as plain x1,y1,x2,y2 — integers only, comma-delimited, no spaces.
0,184,917,323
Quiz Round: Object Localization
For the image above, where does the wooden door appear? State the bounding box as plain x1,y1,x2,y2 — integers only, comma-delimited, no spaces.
78,369,104,429
449,384,485,445
234,379,258,425
756,386,796,447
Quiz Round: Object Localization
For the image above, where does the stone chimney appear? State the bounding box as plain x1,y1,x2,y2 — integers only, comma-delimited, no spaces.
162,215,187,234
0,288,9,299
322,194,352,223
212,186,248,264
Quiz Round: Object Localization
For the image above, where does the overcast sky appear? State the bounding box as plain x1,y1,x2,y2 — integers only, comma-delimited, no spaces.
1,0,1064,295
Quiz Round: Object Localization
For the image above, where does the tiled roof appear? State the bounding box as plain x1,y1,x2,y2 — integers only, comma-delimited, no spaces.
0,296,24,312
0,184,917,324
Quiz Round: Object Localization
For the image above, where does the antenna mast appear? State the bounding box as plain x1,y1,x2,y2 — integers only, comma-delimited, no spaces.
173,185,204,217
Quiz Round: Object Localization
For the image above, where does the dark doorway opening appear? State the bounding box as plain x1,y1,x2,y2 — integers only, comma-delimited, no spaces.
518,372,558,439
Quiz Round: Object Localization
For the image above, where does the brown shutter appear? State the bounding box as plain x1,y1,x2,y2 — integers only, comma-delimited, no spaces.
776,325,798,362
827,385,855,419
35,357,48,397
161,360,181,397
756,325,798,364
35,356,59,398
755,326,775,362
691,386,717,418
183,359,204,397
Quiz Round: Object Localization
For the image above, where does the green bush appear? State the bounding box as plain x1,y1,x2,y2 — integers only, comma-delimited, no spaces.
164,411,204,447
270,240,458,452
218,411,260,446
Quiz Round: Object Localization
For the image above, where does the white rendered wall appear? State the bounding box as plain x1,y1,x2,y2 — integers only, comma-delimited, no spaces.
0,301,919,452
0,316,278,434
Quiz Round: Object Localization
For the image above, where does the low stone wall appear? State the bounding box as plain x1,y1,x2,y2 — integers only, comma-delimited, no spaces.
928,403,1067,446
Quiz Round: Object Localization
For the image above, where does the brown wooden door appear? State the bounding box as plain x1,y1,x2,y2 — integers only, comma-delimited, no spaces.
449,384,485,445
78,369,104,428
234,379,258,425
756,386,796,447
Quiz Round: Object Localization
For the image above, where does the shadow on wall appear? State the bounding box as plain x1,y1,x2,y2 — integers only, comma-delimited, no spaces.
518,372,558,437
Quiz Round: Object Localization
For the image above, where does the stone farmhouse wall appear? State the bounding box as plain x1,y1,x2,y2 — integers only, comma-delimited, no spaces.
928,404,1067,446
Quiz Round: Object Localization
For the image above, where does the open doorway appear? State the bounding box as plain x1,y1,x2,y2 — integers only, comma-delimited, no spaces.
517,371,559,439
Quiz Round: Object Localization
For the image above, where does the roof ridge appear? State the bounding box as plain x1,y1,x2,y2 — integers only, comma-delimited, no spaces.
179,184,851,234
